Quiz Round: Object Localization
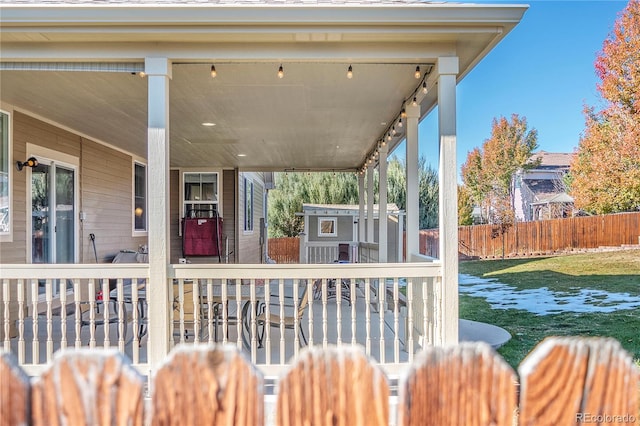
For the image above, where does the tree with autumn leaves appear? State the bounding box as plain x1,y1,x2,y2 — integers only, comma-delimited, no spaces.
570,0,640,214
460,114,539,225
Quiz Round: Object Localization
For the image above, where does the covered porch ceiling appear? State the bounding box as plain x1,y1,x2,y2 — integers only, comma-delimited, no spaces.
0,2,527,172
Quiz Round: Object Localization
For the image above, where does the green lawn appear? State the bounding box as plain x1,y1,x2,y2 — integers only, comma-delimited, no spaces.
459,249,640,370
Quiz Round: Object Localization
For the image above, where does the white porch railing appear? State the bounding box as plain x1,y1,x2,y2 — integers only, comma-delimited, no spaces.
358,242,380,263
1,260,444,378
302,241,379,264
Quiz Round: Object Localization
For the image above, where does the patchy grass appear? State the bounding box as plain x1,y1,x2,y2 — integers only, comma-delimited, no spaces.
459,249,640,370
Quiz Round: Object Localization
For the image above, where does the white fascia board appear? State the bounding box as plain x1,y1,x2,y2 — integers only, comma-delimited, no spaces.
0,4,528,28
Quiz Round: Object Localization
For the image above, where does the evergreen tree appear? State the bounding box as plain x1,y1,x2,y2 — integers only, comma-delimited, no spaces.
268,155,439,237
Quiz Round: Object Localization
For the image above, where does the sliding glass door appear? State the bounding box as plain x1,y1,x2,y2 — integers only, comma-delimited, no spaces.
31,160,77,297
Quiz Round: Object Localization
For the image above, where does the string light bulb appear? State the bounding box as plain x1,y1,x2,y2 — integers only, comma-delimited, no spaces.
277,64,284,79
412,96,418,107
414,66,421,79
347,65,353,79
391,126,396,135
398,118,403,128
210,65,217,78
422,81,428,94
401,108,407,118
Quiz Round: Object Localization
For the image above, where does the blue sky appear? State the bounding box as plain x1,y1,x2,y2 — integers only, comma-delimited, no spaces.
397,0,628,175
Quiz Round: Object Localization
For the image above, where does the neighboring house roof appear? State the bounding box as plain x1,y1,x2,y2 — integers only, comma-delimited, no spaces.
523,178,560,198
530,151,575,169
530,192,574,205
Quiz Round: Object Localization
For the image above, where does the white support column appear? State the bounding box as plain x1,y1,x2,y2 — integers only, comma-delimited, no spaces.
366,163,375,243
398,213,404,262
405,103,420,258
437,56,459,345
358,173,365,244
145,57,172,371
378,145,388,263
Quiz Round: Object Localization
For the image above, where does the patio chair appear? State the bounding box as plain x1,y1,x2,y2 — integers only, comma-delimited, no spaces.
79,279,128,342
173,280,233,341
172,279,207,340
337,243,350,262
255,284,309,347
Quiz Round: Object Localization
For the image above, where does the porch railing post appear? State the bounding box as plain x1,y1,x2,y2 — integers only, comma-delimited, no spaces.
298,232,307,264
437,56,459,345
146,57,172,373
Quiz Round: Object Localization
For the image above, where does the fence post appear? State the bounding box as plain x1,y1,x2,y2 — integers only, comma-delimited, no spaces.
30,348,145,426
397,342,517,426
277,345,389,426
519,336,640,426
1,351,30,426
298,232,307,264
152,344,263,426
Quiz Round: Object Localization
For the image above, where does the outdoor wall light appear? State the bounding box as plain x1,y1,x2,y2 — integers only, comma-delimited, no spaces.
16,156,38,171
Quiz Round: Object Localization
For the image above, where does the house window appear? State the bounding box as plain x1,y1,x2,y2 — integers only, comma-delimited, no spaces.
133,162,147,233
183,172,219,218
244,177,254,232
318,217,337,237
0,111,9,236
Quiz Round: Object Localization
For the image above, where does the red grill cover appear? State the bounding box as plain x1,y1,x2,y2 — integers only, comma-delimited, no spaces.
182,217,223,256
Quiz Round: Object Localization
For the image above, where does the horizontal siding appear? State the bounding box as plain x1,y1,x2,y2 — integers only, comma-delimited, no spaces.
81,138,144,262
0,111,146,265
223,169,236,263
169,170,182,263
238,172,264,264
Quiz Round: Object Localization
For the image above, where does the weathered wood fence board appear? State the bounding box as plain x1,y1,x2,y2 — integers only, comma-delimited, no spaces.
0,352,30,426
1,337,638,425
398,343,517,426
277,346,389,426
268,237,300,264
519,337,639,426
152,345,263,426
421,212,640,259
30,349,145,426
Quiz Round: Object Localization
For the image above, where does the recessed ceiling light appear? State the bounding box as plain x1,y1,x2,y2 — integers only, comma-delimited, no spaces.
237,154,247,157
202,122,216,127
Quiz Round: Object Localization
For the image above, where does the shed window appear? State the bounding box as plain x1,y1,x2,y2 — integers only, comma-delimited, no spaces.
318,217,337,237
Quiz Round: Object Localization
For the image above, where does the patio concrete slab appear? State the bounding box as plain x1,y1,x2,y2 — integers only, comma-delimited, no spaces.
459,318,511,349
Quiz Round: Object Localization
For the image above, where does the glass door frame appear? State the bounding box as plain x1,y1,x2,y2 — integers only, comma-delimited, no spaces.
26,144,79,265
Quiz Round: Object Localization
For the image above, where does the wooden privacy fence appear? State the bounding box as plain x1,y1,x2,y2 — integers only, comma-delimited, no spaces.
421,212,640,259
2,337,638,426
268,237,300,264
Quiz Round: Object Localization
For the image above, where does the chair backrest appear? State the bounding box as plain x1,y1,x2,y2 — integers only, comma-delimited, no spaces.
297,284,309,318
338,243,350,261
